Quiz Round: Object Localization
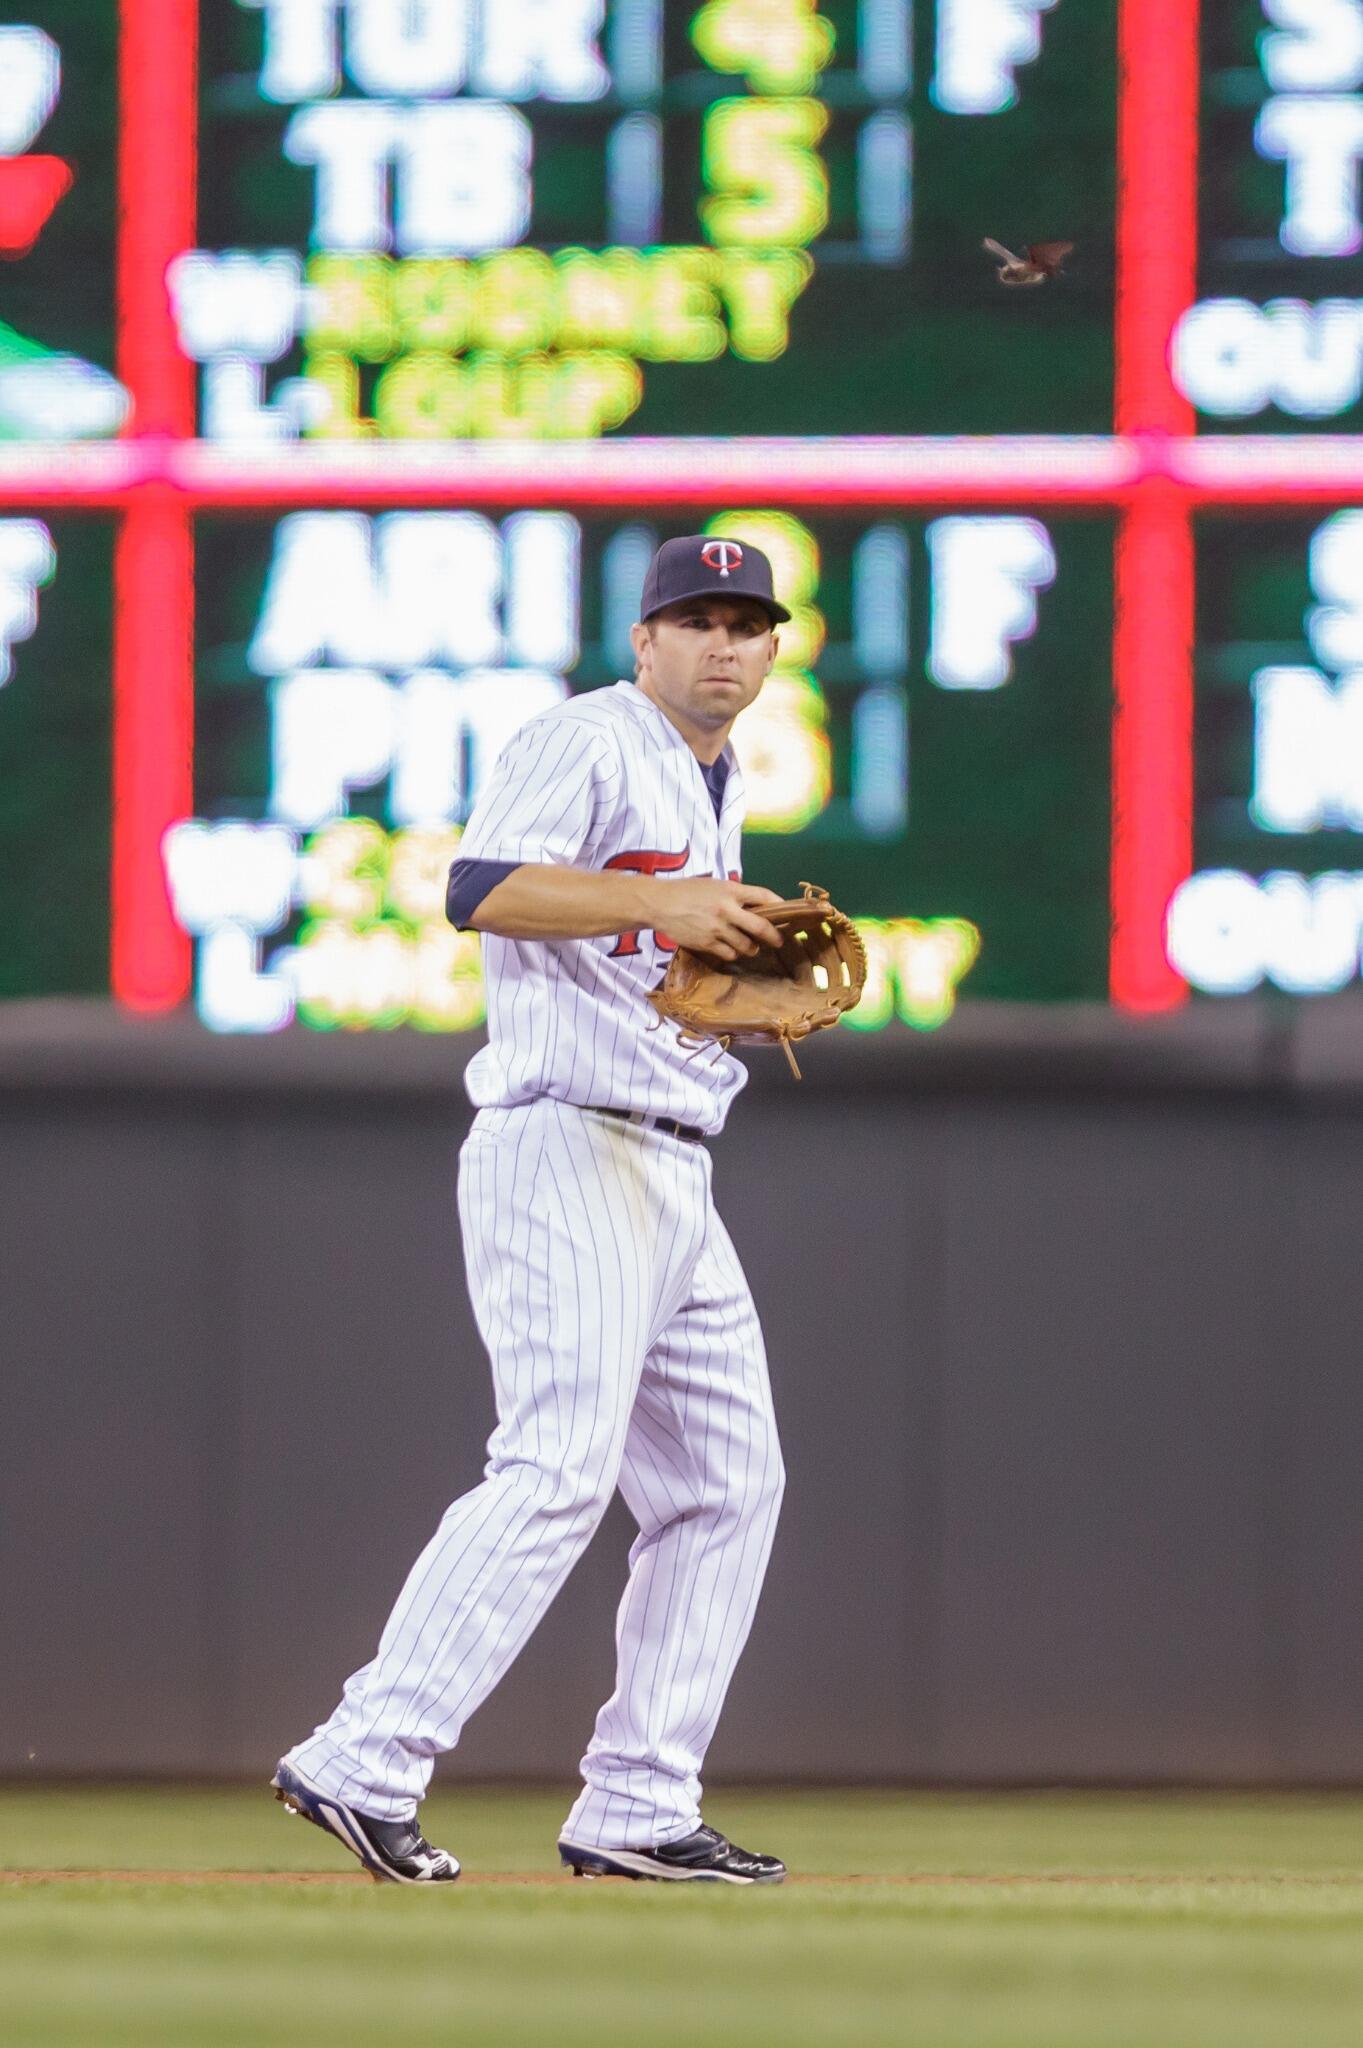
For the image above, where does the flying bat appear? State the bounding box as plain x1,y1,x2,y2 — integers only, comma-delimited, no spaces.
983,238,1074,286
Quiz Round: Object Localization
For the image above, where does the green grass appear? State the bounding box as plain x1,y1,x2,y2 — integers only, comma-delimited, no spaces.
2,1789,1362,2047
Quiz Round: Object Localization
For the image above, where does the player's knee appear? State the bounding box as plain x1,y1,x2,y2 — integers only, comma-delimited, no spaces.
722,1441,785,1523
758,1447,787,1516
543,1459,618,1525
488,1452,618,1529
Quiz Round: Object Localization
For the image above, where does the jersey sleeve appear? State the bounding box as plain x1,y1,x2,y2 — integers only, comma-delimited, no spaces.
458,715,621,867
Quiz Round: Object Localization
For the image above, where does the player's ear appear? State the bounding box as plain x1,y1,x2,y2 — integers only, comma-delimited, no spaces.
629,619,653,671
767,630,779,672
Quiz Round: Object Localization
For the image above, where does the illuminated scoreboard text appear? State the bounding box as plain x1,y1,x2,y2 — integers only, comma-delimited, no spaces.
1178,4,1363,426
185,0,1113,442
1171,509,1363,997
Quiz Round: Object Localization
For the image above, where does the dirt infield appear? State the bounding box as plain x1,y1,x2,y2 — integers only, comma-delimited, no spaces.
5,1868,1360,1889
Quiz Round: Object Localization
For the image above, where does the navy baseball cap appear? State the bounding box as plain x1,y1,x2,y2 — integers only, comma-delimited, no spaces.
640,535,791,626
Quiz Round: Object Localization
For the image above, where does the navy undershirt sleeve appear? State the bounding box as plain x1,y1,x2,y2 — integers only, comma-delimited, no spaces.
445,857,524,930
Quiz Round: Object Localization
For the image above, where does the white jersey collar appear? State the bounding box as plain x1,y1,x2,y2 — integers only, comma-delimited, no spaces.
609,679,737,777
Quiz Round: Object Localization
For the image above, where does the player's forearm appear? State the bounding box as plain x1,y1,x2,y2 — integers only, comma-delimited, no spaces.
467,863,662,941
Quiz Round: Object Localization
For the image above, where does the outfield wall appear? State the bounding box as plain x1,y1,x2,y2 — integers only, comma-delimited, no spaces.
3,998,1361,1786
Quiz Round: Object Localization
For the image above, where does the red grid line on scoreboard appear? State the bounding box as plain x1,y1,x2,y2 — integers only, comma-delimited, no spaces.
114,0,196,1011
63,0,1332,1015
1112,0,1199,1014
6,438,1363,507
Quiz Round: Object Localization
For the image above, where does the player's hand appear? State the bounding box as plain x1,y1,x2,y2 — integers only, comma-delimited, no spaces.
651,879,786,961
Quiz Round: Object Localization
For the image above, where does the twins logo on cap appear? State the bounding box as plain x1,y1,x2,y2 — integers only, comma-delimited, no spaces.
700,540,743,578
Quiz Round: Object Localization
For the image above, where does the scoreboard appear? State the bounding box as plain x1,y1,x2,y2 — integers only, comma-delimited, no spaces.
189,0,1114,440
3,0,1363,1035
1181,5,1363,431
1155,7,1363,1006
181,506,1112,1029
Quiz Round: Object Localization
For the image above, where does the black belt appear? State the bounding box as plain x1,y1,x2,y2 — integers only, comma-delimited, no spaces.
592,1107,707,1143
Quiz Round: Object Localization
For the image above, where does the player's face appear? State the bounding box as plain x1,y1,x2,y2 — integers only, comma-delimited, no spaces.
631,598,777,751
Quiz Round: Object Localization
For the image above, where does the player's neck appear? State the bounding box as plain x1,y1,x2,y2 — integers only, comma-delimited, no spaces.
634,678,730,765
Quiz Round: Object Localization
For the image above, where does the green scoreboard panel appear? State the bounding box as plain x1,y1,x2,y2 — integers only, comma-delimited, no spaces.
0,515,113,997
174,505,1113,1031
189,0,1115,442
1170,509,1363,998
1180,5,1363,432
0,2,120,999
0,0,122,436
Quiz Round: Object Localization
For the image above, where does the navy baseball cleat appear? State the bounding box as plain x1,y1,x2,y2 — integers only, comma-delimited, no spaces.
271,1760,460,1885
558,1822,785,1885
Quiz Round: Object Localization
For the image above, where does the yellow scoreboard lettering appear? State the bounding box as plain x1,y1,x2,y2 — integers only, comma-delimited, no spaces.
294,921,410,1033
299,818,390,924
306,255,396,362
707,509,830,832
552,353,645,437
849,921,983,1032
716,251,814,361
298,249,814,439
471,250,559,354
641,250,728,362
556,249,647,352
465,352,558,438
392,259,472,354
732,671,832,834
372,350,469,437
412,927,486,1035
701,98,831,249
386,827,466,924
301,352,375,437
692,0,837,96
293,822,486,1034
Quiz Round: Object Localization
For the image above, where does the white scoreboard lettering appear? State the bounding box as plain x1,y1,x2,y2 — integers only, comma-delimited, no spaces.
1173,298,1363,420
269,664,568,827
1253,667,1363,831
932,0,1060,116
1167,869,1363,997
1306,506,1363,665
1172,509,1363,997
926,517,1057,689
283,100,534,255
1174,3,1363,417
251,510,578,824
249,510,579,671
1259,0,1363,93
1256,93,1363,257
242,0,609,104
0,22,59,152
0,519,55,685
1250,511,1363,833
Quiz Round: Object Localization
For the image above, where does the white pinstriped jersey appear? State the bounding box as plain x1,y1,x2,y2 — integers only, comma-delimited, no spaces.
458,681,749,1134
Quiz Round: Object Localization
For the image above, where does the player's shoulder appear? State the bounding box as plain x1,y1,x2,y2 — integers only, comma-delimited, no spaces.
552,683,639,743
506,685,633,765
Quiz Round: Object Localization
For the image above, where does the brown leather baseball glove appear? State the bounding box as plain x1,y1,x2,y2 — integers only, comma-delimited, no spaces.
647,883,867,1078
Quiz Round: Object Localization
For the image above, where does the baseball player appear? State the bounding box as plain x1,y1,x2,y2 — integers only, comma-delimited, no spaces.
273,536,792,1886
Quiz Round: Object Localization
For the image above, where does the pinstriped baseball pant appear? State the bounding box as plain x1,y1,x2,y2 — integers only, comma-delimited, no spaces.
286,1098,785,1847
